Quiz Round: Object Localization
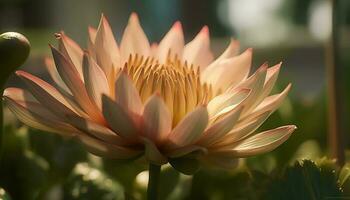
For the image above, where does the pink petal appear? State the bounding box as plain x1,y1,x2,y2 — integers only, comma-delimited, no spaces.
198,106,243,146
82,53,110,110
78,133,141,159
4,96,76,137
227,125,297,157
66,114,127,146
156,21,185,63
57,32,84,80
142,137,167,165
183,26,214,70
120,13,151,64
167,106,208,148
207,88,250,118
102,95,139,139
114,72,143,115
213,111,271,147
142,95,172,143
94,14,120,75
44,57,71,94
252,62,282,108
16,70,79,119
211,39,240,65
249,84,291,118
51,46,104,123
201,48,252,93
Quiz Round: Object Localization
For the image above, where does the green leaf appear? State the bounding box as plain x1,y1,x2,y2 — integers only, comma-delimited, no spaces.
264,160,342,200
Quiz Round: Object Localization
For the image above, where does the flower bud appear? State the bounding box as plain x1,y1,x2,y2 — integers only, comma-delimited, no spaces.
0,32,30,85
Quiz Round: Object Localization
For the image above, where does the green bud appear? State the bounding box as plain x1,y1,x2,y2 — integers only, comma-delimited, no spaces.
0,32,30,85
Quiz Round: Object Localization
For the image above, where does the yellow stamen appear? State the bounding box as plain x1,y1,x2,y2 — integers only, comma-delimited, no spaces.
122,53,213,125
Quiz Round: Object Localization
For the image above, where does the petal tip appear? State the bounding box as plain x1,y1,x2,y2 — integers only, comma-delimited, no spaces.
173,21,183,31
200,25,209,36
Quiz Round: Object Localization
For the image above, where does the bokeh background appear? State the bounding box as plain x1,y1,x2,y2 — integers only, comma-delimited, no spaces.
1,0,350,199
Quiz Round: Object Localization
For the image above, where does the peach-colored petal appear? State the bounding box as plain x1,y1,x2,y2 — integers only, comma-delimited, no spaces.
66,114,126,146
201,48,252,93
102,95,138,139
222,125,296,157
183,26,213,70
94,14,120,75
216,39,240,60
156,21,185,63
167,106,208,148
120,13,150,64
57,32,84,80
51,46,104,122
114,72,143,115
44,57,71,94
87,26,97,59
142,137,167,165
207,88,250,118
236,64,267,115
82,53,110,110
16,70,79,119
88,26,97,44
248,84,291,119
3,87,37,103
78,134,141,159
198,106,243,146
142,95,172,142
213,111,270,147
4,96,76,137
252,62,282,108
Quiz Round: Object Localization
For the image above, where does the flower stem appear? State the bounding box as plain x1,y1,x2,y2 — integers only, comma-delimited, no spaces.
326,0,345,165
147,164,161,200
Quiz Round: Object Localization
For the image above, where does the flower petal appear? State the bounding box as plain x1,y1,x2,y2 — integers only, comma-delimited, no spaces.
157,21,184,63
198,106,243,146
141,137,167,165
66,114,126,146
44,57,71,94
183,26,213,70
120,13,150,64
142,95,172,142
247,84,291,119
227,125,296,157
94,14,120,75
115,72,143,114
82,53,110,110
102,95,138,139
167,106,208,148
216,39,240,61
207,88,250,118
213,111,271,147
78,134,141,159
16,70,78,119
4,96,76,136
57,32,84,80
201,48,252,93
51,46,104,122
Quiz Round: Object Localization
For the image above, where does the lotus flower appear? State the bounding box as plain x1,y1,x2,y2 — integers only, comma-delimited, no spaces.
3,13,296,172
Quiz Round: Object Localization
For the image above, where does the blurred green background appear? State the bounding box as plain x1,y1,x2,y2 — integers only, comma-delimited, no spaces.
1,0,350,199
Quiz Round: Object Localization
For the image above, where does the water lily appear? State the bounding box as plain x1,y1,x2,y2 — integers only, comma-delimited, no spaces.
3,13,295,174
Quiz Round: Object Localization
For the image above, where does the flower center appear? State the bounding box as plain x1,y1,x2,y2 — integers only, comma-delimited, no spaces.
123,54,213,125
